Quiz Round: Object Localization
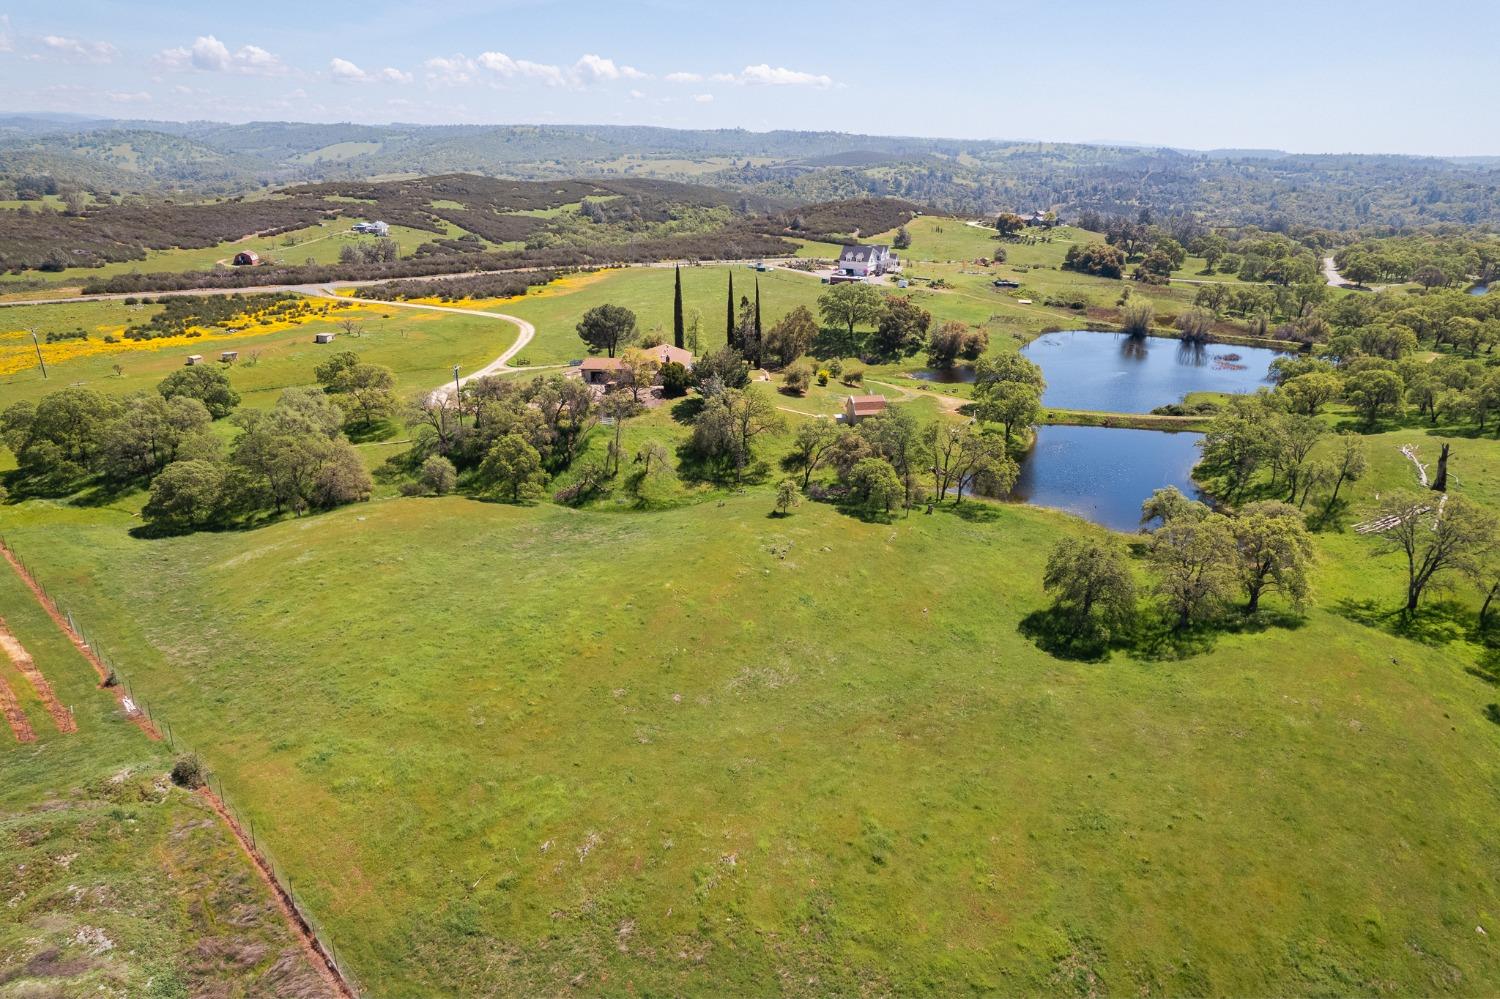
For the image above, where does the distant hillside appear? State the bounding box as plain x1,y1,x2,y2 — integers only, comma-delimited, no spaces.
3,116,1500,230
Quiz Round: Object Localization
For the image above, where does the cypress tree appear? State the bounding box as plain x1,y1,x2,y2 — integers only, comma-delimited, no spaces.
673,265,685,349
752,277,763,366
726,271,736,350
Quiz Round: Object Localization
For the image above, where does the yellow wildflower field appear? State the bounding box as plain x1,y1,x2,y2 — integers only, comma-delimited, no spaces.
0,298,386,376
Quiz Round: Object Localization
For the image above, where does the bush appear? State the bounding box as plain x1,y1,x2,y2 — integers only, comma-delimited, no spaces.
170,754,206,789
782,362,813,395
841,368,865,386
418,454,457,495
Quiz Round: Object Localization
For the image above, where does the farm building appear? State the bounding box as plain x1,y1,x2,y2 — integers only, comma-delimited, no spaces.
837,244,898,278
652,344,694,369
314,332,336,344
219,350,239,362
844,394,887,423
1025,210,1059,228
580,356,625,385
185,354,203,366
352,221,390,237
232,250,260,266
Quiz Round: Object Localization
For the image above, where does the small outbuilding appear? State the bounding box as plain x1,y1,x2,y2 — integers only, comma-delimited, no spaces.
232,250,260,267
219,350,239,362
185,354,203,366
314,332,336,344
844,394,887,424
580,356,626,385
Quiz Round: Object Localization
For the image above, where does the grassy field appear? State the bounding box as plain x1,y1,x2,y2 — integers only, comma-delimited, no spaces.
3,461,1500,995
0,221,449,292
0,552,327,996
0,297,522,410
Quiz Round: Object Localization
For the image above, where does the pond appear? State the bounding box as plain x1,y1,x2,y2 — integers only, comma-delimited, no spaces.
1012,425,1206,532
1471,283,1490,297
1021,330,1289,413
909,365,977,384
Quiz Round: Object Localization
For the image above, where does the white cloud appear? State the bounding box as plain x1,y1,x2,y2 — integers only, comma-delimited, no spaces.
106,90,152,104
428,51,648,89
0,16,15,53
670,64,835,88
423,54,476,84
735,64,833,87
41,35,117,63
692,93,714,103
330,57,411,84
628,88,645,100
572,53,647,84
476,51,567,87
155,35,285,76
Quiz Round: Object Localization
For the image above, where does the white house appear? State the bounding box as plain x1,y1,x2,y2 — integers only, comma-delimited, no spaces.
352,221,390,237
837,244,895,278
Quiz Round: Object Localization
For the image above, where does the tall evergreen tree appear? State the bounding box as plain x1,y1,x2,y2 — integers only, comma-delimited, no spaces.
673,265,685,350
726,271,737,351
751,278,763,366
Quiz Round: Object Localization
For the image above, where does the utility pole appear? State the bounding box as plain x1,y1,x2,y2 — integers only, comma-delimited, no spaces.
29,330,47,379
452,364,462,426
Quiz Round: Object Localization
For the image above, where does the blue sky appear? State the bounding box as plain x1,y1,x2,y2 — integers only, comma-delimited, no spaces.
2,0,1496,155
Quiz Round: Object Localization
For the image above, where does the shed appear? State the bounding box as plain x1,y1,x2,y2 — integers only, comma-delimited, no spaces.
185,354,203,366
580,356,625,385
219,350,239,362
314,332,336,344
232,250,260,267
844,394,887,424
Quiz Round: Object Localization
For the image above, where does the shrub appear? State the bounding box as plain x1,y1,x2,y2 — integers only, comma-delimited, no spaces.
170,754,206,789
418,454,457,495
841,368,865,386
816,369,830,386
782,362,813,395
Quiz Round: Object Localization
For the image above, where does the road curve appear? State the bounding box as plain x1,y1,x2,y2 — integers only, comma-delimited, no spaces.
301,287,538,400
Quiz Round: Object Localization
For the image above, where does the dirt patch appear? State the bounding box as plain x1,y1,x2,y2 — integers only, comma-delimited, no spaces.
0,673,36,742
0,617,76,734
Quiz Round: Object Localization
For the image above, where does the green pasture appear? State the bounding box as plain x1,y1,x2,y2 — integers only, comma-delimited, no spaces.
2,458,1499,994
0,555,321,995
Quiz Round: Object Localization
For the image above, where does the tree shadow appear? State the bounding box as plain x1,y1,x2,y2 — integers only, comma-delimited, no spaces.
345,419,399,444
669,397,704,425
810,327,865,360
1334,596,1470,646
1017,607,1114,662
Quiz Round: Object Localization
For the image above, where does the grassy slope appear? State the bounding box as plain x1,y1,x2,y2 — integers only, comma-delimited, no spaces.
0,562,326,997
0,222,447,291
3,479,1500,995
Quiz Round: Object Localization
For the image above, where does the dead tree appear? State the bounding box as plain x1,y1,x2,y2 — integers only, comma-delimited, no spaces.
1432,443,1451,492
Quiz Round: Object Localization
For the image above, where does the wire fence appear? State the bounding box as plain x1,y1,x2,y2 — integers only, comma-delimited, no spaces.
0,533,363,998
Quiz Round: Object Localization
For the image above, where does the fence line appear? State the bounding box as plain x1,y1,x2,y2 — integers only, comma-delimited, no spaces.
0,533,362,999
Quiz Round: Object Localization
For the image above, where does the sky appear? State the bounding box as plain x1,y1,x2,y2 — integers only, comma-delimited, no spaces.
2,0,1497,156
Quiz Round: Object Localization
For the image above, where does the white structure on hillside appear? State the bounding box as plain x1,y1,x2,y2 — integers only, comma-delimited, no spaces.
837,244,899,278
352,220,390,236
